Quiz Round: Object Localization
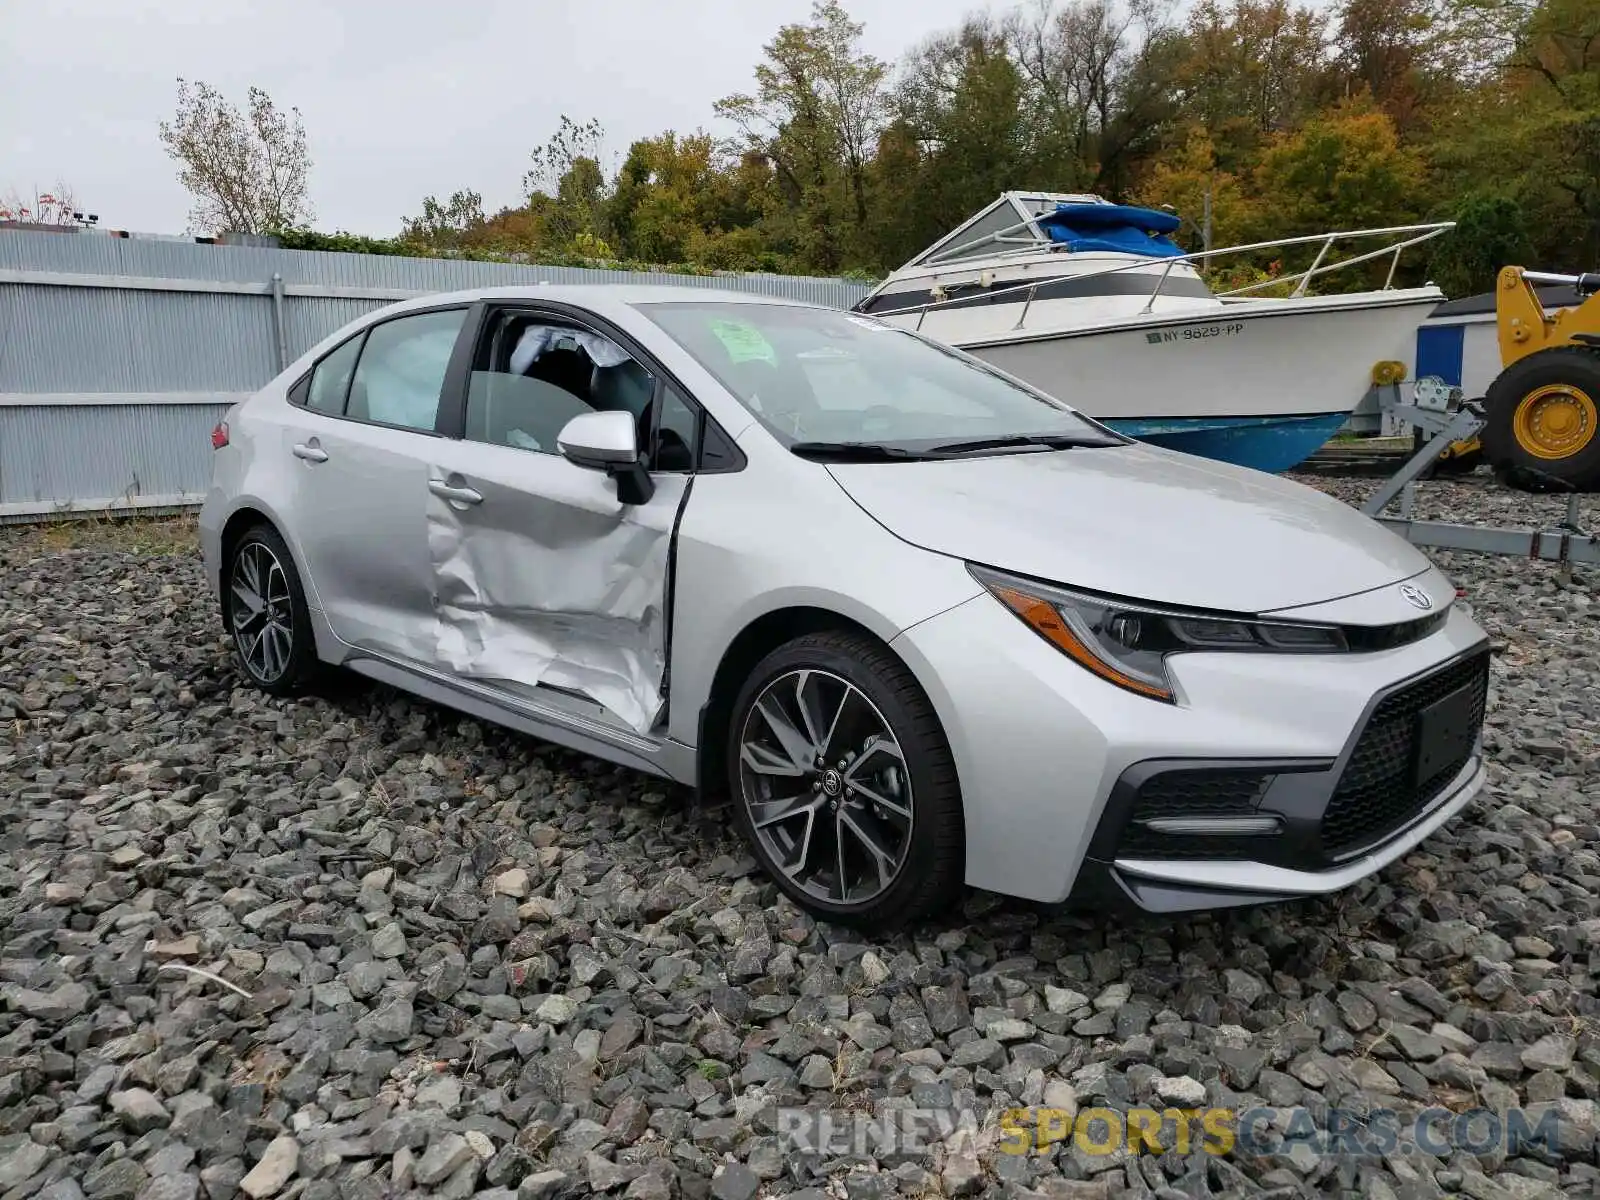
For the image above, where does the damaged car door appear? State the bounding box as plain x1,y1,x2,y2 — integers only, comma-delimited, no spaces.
423,305,693,736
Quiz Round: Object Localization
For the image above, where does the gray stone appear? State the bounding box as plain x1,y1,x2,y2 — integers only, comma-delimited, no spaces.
520,1170,571,1200
0,1136,52,1190
110,1088,171,1133
416,1134,477,1187
355,996,413,1043
84,1158,148,1200
136,1176,200,1200
3,982,92,1022
709,1163,760,1200
1154,1075,1207,1107
1521,1035,1576,1073
238,1136,299,1198
370,923,408,959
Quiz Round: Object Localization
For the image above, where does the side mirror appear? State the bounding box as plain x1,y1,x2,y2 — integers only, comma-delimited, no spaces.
556,410,654,505
557,410,637,467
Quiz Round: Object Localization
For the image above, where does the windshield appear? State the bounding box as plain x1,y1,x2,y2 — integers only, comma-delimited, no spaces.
635,301,1115,449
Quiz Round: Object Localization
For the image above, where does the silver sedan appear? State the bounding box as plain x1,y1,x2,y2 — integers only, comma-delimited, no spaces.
199,284,1492,928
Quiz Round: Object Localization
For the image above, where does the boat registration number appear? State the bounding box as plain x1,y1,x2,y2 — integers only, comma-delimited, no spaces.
1144,322,1246,345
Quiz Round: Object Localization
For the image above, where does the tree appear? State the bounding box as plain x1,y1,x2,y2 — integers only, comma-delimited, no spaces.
1171,0,1331,169
1331,0,1467,135
158,79,312,235
400,189,487,253
0,182,83,224
716,0,890,272
523,116,614,255
888,15,1039,255
1132,125,1256,249
1249,96,1427,287
1427,191,1533,294
1424,0,1600,266
1253,97,1426,228
524,115,608,200
1003,0,1185,197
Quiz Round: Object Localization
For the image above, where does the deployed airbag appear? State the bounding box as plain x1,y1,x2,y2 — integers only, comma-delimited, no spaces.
510,324,631,373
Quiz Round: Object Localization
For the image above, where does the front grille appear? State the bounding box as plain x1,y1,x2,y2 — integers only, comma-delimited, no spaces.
1320,649,1490,858
1119,768,1274,858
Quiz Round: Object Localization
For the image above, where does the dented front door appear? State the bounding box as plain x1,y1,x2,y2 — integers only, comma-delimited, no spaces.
422,436,688,735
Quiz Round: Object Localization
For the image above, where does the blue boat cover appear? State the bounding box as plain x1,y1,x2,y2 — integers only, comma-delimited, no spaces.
1035,203,1184,258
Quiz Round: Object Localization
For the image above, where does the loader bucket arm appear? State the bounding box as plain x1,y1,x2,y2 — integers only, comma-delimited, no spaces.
1496,265,1600,368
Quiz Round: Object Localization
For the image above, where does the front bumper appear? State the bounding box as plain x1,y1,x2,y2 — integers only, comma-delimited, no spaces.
889,585,1492,910
1075,753,1486,914
1075,643,1491,912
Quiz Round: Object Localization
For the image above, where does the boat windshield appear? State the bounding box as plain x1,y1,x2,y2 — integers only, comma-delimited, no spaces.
635,301,1115,451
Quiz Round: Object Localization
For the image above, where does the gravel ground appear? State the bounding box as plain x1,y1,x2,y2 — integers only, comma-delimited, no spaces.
1,473,1597,1200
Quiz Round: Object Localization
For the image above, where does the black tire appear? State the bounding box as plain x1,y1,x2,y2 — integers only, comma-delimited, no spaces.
1437,447,1483,475
223,522,323,696
1480,346,1600,493
726,630,965,930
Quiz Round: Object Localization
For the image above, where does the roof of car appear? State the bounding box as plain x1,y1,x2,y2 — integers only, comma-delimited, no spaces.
409,282,830,309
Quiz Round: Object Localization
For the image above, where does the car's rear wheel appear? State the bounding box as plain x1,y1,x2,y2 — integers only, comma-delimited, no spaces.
225,523,320,696
726,630,965,929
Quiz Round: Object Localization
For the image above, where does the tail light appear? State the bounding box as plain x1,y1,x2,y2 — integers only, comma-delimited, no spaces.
211,420,230,449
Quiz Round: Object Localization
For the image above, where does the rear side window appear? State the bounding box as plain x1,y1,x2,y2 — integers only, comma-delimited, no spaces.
306,334,362,414
348,309,468,432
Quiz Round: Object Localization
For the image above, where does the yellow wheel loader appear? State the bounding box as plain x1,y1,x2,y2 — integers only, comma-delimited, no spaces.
1479,266,1600,493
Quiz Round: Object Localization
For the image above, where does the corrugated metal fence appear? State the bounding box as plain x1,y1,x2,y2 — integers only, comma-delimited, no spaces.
0,228,874,521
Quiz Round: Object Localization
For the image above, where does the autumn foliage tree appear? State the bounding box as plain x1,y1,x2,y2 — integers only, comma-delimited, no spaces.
158,78,313,236
286,0,1599,293
0,183,82,225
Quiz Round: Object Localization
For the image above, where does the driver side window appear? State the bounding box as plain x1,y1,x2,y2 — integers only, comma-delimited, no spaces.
462,311,658,459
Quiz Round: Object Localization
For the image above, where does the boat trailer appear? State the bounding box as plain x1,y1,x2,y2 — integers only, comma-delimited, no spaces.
1355,388,1598,577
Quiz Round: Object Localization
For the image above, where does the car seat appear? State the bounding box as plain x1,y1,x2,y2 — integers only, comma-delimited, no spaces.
590,359,655,448
526,346,593,403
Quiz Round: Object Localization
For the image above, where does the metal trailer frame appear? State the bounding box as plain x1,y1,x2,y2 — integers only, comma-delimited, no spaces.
1358,396,1598,575
1352,265,1598,575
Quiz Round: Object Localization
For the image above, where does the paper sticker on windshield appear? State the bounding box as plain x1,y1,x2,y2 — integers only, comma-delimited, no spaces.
845,315,893,331
709,319,776,364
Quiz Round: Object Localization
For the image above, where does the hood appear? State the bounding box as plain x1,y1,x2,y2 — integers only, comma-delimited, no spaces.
827,442,1434,613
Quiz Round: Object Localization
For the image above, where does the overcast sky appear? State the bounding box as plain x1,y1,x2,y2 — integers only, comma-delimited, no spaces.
3,0,1023,238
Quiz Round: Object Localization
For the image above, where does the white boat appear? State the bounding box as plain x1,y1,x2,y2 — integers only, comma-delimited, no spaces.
852,192,1453,473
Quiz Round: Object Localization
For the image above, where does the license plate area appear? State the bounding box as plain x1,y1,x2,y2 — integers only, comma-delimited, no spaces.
1413,683,1478,785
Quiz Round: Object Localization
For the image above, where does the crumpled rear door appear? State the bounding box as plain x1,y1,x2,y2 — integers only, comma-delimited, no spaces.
423,438,688,735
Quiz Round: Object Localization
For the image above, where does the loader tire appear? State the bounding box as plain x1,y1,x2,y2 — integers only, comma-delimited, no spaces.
1481,346,1600,493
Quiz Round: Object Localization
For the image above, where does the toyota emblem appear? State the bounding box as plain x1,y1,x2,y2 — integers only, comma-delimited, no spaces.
1399,583,1432,610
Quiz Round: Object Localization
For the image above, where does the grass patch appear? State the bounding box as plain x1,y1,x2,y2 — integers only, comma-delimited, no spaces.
3,511,199,557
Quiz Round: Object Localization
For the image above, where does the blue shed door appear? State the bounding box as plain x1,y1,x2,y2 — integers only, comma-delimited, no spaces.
1415,325,1465,387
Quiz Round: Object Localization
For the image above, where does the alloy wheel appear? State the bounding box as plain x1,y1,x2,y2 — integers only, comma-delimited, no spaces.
229,540,295,685
737,667,915,906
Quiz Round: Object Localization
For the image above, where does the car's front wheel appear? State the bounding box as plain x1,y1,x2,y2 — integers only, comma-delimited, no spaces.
224,522,321,696
727,631,965,929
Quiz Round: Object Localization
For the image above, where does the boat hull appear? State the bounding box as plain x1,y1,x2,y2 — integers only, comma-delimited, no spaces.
1099,412,1354,474
884,288,1442,473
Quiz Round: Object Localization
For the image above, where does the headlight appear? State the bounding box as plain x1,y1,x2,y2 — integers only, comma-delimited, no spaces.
968,564,1347,703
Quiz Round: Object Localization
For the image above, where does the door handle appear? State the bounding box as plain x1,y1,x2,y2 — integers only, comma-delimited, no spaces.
292,442,328,463
429,479,483,505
